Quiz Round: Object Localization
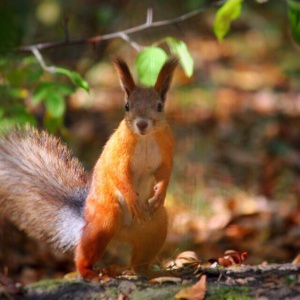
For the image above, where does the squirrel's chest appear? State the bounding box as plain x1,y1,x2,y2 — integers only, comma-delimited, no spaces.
131,137,161,178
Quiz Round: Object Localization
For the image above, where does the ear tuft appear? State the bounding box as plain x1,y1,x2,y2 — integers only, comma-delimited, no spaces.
112,57,136,98
154,57,179,101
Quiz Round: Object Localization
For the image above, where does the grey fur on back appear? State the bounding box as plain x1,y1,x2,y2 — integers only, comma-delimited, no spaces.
0,126,89,251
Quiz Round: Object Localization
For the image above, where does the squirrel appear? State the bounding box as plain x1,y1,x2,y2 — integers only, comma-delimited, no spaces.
0,57,178,279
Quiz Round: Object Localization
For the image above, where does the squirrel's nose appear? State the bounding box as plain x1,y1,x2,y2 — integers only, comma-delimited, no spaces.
136,120,148,131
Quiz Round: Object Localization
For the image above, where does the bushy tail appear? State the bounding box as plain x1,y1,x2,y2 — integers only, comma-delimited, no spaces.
0,126,90,251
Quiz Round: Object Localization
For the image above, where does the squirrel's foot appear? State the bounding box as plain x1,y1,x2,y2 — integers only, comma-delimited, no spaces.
78,266,99,281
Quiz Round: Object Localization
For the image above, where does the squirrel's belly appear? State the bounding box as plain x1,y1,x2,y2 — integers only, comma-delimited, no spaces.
116,136,162,227
131,136,161,201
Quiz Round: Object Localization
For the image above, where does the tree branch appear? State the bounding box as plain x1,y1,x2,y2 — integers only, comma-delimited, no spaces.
18,0,226,53
30,47,56,73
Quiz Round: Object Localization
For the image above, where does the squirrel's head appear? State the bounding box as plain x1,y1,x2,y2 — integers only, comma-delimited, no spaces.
113,57,178,136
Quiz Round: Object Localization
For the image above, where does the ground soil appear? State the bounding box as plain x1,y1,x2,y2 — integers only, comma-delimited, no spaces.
1,263,299,299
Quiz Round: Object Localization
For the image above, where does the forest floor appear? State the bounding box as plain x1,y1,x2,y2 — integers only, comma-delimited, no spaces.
1,262,300,299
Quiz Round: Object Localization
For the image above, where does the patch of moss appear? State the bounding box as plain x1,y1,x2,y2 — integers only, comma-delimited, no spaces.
130,285,182,300
284,275,297,285
24,279,105,300
206,285,252,300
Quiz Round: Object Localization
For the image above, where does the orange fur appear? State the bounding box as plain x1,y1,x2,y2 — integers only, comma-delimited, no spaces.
75,57,178,279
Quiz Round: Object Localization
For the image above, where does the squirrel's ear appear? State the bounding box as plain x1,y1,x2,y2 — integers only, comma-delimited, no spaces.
154,57,178,101
112,57,136,98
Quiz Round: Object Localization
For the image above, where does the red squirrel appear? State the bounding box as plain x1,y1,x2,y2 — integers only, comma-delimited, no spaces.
0,57,178,279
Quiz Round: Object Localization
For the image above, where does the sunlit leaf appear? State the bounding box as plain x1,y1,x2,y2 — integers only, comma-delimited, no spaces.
287,0,300,45
165,37,194,77
45,92,65,118
213,0,244,42
55,67,89,93
135,47,168,86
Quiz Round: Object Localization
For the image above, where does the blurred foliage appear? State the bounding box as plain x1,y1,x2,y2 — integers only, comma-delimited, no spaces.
0,54,88,132
0,0,195,131
1,0,299,132
213,0,244,42
287,0,300,45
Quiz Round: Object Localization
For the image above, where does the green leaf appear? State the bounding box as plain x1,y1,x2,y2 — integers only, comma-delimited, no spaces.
135,47,168,86
54,67,89,93
213,0,243,42
44,92,65,118
165,37,194,77
55,83,74,96
287,0,300,45
33,82,74,104
32,82,54,104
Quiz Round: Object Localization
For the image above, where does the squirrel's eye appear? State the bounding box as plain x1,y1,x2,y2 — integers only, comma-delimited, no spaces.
125,102,129,111
157,103,163,112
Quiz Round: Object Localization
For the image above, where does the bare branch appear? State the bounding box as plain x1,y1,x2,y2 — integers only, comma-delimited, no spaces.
146,8,153,25
118,33,144,52
30,47,56,73
18,0,226,53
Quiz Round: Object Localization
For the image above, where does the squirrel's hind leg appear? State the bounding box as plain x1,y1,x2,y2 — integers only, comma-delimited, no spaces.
75,200,121,280
130,207,169,278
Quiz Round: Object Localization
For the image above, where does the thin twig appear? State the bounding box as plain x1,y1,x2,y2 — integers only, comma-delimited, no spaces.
30,47,56,73
118,32,144,52
146,8,153,25
19,0,226,52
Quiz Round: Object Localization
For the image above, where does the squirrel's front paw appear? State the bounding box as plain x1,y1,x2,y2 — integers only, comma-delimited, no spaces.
148,184,166,214
128,198,146,223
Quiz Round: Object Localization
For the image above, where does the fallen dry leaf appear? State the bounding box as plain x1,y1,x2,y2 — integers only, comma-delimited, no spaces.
63,271,81,280
292,254,300,265
148,277,182,284
176,251,199,263
209,250,248,267
175,275,206,300
165,251,202,277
